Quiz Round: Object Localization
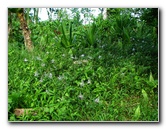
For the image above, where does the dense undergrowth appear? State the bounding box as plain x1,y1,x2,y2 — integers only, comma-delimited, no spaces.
8,8,158,121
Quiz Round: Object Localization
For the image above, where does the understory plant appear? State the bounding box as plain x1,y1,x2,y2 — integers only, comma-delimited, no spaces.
8,8,158,121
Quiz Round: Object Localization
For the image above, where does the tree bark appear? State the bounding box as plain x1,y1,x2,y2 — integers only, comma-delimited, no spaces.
17,8,33,52
8,11,12,38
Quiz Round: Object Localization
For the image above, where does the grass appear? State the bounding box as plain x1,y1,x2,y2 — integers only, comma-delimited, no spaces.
8,41,158,121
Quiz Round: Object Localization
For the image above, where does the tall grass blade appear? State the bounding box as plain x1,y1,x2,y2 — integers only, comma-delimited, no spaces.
69,22,73,44
123,27,130,43
61,22,71,48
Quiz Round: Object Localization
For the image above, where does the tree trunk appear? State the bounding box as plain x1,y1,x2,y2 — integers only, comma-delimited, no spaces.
17,8,33,51
8,11,12,38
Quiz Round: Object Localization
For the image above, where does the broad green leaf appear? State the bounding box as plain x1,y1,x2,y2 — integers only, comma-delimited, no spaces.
49,107,54,113
149,71,154,82
133,105,140,120
44,107,49,113
142,89,148,103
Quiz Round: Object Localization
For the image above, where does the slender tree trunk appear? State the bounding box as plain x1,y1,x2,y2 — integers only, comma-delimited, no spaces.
17,8,33,51
8,11,12,37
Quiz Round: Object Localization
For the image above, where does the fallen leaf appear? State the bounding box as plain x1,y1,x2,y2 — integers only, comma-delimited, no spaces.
14,108,36,117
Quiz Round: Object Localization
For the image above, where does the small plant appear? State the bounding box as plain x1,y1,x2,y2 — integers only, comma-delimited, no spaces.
83,22,97,48
132,105,141,121
8,8,158,121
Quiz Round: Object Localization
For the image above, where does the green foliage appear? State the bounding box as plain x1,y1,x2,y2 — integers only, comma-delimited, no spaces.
140,8,158,27
142,89,148,104
8,14,25,49
9,8,23,13
83,23,97,47
132,105,140,121
60,22,74,48
8,8,158,121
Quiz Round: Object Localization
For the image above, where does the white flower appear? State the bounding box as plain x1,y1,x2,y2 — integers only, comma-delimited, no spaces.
62,54,65,57
46,51,49,54
51,59,55,63
58,75,64,80
36,56,41,60
94,97,100,103
87,79,91,84
24,58,28,62
98,55,102,59
41,63,45,67
48,73,52,79
81,54,85,57
80,80,85,87
34,71,39,77
132,48,135,51
71,56,77,59
78,93,84,99
39,78,43,82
